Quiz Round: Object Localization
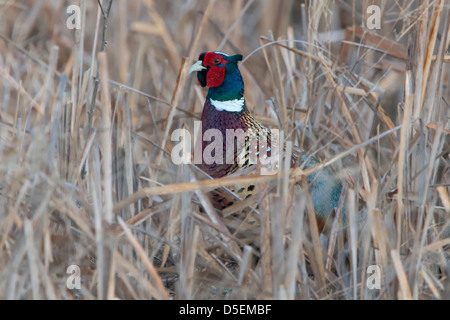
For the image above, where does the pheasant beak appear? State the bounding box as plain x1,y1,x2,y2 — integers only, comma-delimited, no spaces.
189,60,206,74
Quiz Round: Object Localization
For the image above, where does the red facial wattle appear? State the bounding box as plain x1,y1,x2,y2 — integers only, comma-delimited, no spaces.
203,52,228,88
206,65,225,87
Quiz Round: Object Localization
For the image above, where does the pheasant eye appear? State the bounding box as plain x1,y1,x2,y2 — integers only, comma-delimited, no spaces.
214,58,221,65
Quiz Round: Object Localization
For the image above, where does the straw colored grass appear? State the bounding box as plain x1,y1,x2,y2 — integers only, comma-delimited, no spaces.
0,0,448,300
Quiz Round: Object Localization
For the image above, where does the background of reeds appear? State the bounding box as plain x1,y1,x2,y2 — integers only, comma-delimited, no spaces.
0,0,449,300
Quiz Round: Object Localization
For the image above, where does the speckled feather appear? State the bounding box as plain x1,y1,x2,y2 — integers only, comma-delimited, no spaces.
199,98,271,209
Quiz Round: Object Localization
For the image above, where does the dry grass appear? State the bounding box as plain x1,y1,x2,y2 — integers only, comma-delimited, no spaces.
0,0,449,300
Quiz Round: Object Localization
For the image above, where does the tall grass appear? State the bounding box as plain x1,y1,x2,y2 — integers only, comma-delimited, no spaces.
0,0,448,299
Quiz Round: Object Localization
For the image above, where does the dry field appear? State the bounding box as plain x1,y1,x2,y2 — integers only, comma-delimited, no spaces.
0,0,449,300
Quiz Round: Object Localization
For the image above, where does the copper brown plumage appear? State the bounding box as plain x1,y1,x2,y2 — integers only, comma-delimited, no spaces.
189,51,343,232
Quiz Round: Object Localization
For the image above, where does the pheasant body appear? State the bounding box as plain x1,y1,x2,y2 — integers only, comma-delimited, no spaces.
190,51,343,228
200,98,272,210
200,99,267,178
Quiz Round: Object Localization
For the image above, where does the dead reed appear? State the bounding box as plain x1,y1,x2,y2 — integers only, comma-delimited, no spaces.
0,0,448,300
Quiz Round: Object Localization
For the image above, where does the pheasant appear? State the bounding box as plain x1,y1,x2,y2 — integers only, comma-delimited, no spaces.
189,51,343,233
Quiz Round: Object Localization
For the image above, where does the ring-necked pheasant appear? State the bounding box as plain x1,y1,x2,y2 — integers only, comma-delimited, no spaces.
189,51,343,233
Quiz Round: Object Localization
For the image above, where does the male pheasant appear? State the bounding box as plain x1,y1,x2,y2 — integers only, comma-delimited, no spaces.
189,51,343,232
